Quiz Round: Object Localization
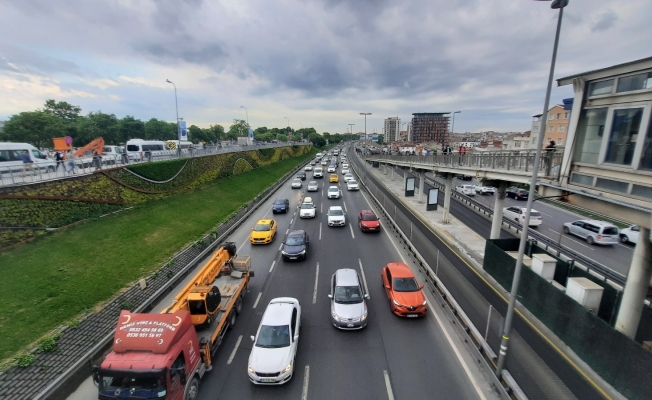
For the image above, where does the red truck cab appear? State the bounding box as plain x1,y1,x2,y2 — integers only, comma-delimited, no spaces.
95,310,203,400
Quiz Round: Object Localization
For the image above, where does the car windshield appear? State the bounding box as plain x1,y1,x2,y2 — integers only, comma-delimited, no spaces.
308,181,317,186
256,325,290,348
254,223,270,231
300,203,313,209
286,235,305,245
99,371,166,397
328,187,338,192
348,180,357,185
393,278,420,292
274,199,286,205
361,214,377,221
292,179,301,184
329,209,343,216
603,227,618,235
530,212,541,217
334,285,363,304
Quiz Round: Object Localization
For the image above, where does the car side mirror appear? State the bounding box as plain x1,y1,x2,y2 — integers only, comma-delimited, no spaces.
364,294,370,299
251,228,254,231
419,284,424,290
179,369,187,385
384,284,390,289
91,366,100,386
328,294,332,299
250,335,255,342
294,335,299,341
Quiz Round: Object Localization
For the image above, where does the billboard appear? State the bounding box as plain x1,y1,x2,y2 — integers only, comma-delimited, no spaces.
178,120,188,141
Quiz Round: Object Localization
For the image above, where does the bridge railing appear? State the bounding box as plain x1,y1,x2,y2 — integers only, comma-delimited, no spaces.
367,150,565,180
0,143,310,187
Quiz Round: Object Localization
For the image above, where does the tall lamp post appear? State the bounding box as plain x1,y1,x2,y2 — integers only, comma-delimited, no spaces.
360,112,372,142
240,106,249,143
495,0,569,379
166,79,180,156
284,117,290,141
450,111,461,151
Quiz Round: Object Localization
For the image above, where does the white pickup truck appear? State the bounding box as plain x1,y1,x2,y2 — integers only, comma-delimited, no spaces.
455,184,475,196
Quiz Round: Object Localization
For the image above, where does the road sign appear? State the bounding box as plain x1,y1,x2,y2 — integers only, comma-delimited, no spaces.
65,136,73,145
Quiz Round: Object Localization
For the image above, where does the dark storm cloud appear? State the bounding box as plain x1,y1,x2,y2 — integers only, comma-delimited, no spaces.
0,46,83,77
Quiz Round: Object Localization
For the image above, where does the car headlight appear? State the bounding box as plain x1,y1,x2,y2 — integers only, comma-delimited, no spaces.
361,311,368,321
281,364,292,374
300,250,306,255
393,299,402,307
248,365,255,374
281,251,288,256
331,310,340,321
422,300,427,306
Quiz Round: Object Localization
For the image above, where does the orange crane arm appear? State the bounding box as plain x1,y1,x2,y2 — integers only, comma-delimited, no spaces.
162,242,236,315
73,138,105,158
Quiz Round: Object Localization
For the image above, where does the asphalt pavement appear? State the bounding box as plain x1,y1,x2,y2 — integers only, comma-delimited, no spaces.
68,149,502,400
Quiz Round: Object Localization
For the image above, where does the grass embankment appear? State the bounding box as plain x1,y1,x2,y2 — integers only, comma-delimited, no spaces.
0,151,314,363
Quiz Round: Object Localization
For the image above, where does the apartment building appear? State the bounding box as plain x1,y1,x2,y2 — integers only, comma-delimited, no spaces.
530,105,570,148
383,117,401,143
410,113,450,147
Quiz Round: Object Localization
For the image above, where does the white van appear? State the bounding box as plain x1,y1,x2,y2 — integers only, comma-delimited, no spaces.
0,142,56,173
125,139,171,161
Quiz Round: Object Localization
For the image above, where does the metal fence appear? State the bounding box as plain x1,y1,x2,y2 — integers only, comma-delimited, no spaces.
0,143,310,187
368,149,565,180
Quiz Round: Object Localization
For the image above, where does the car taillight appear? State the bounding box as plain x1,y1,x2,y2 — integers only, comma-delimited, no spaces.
597,235,602,239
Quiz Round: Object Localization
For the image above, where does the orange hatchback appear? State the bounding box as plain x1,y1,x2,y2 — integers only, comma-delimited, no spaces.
381,262,427,317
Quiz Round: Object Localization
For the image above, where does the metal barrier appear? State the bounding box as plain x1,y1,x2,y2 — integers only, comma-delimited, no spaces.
0,143,310,187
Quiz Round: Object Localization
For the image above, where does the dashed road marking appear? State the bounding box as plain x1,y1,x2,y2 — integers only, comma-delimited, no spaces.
383,370,395,400
253,292,262,309
358,259,369,299
313,263,320,304
269,260,276,273
302,365,310,400
349,223,355,239
227,335,242,365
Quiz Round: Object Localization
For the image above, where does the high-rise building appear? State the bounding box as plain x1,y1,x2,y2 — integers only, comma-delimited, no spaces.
383,117,401,143
410,113,450,147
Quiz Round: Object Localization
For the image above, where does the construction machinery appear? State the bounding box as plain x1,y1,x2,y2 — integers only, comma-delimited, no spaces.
94,242,252,399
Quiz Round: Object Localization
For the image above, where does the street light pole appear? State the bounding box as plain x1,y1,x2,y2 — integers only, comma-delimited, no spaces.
360,112,371,142
240,106,249,143
495,0,568,379
450,111,461,151
166,79,180,156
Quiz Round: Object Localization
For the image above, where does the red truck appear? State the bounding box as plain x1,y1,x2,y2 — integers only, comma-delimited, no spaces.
93,243,252,400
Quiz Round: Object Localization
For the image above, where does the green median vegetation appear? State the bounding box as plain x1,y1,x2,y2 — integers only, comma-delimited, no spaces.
0,149,315,363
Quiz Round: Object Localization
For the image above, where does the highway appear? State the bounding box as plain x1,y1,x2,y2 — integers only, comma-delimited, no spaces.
430,174,634,278
68,146,500,400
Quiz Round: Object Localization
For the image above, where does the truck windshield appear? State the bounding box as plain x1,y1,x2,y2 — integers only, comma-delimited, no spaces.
99,371,166,399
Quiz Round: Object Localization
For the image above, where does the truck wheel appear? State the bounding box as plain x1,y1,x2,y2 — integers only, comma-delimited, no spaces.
185,377,199,400
235,296,243,315
229,310,237,328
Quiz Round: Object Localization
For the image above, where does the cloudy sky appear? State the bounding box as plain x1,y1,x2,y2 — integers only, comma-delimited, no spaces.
1,0,650,135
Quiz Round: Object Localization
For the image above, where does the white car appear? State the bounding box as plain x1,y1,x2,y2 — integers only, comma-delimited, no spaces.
327,186,341,199
307,180,319,192
327,166,336,173
342,163,349,170
248,298,301,385
327,206,346,226
347,180,359,191
291,179,302,189
455,185,475,196
474,185,495,195
313,168,323,178
341,168,350,175
299,202,316,218
503,206,542,227
304,165,313,171
321,160,328,166
619,225,640,244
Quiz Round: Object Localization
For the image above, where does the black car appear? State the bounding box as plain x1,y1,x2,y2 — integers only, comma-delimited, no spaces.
457,175,473,181
506,187,529,200
272,198,290,213
281,230,309,261
296,171,307,180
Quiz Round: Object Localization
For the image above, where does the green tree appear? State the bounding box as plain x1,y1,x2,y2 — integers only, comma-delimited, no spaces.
76,111,120,144
377,135,384,144
2,111,65,148
208,124,225,143
144,118,168,140
308,133,326,147
188,125,203,143
43,99,81,123
254,126,268,136
226,119,248,140
276,134,289,142
119,116,145,143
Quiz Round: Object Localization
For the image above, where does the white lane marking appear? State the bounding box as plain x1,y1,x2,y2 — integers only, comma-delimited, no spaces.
301,365,310,400
313,263,320,304
429,307,487,400
253,292,262,309
546,229,595,250
279,243,283,251
358,259,370,299
269,260,276,273
227,335,242,365
291,218,294,224
349,223,355,239
286,228,290,234
383,370,395,400
540,212,553,217
343,201,347,212
319,223,322,240
320,203,323,213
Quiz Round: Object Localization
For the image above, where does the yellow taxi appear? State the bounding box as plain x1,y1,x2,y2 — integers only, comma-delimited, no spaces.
329,174,339,183
250,219,277,244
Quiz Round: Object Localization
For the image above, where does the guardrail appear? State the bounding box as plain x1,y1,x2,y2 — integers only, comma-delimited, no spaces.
422,175,627,287
20,159,310,400
350,155,519,399
367,150,564,180
0,143,310,187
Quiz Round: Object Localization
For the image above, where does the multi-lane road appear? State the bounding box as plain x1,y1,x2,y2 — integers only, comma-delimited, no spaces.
69,147,500,400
